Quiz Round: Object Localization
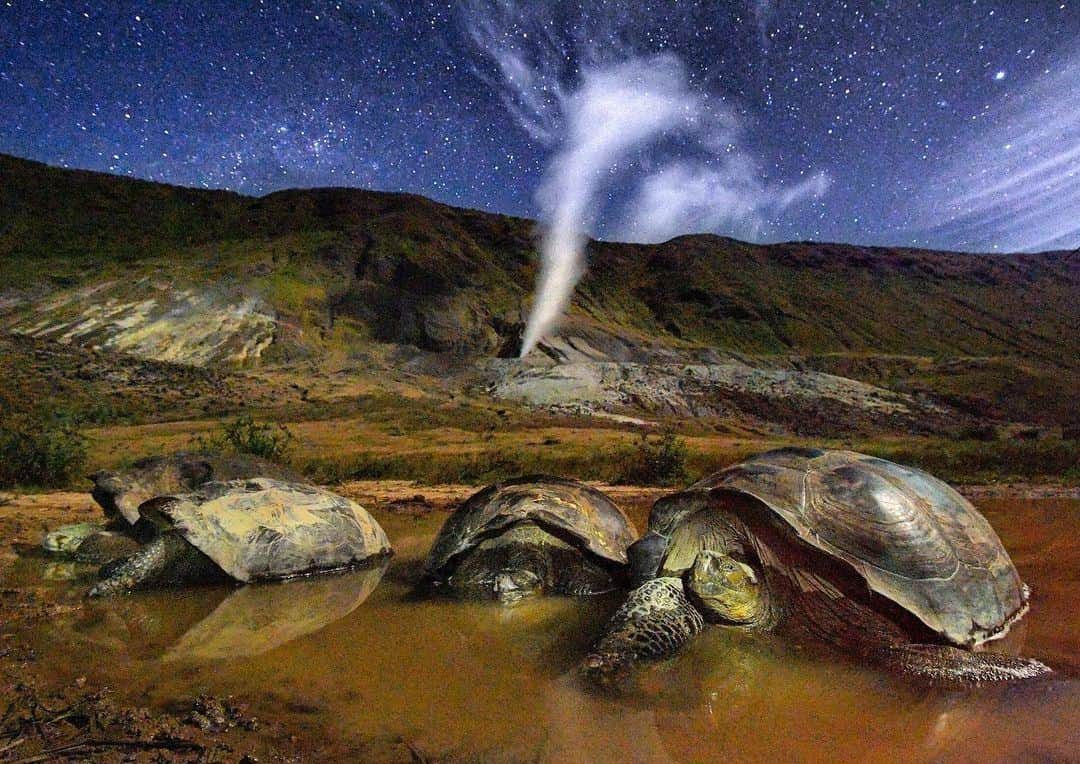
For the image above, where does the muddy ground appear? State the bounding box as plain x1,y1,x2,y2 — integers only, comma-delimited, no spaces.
0,481,1072,762
0,482,664,763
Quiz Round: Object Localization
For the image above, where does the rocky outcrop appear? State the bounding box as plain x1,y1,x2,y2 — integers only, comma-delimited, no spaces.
485,360,953,435
4,281,276,367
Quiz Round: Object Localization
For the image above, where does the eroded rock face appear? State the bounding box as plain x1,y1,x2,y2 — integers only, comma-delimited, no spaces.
486,360,952,434
6,282,276,367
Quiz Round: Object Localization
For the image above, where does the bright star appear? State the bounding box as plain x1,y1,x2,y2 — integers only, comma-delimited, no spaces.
994,70,1006,80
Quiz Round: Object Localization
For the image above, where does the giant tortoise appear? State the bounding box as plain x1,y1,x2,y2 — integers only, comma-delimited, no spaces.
424,476,636,603
89,478,391,596
586,448,1049,684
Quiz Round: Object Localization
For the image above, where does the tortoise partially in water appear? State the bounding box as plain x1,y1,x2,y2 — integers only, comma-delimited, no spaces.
586,448,1049,684
90,452,301,526
89,478,392,597
44,452,301,562
424,476,636,603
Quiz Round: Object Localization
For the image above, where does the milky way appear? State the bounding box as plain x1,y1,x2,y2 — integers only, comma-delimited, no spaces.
1,1,1077,252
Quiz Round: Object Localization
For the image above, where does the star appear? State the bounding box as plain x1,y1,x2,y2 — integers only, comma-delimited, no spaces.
0,1,1074,251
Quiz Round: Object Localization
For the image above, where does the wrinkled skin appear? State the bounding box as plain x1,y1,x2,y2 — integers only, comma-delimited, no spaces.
89,532,228,597
43,521,142,564
586,497,1051,686
685,551,762,625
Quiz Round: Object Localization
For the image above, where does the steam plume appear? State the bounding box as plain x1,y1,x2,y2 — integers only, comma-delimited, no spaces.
462,2,830,357
521,56,705,356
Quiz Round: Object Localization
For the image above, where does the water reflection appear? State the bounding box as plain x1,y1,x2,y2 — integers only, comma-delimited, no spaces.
5,499,1078,762
165,563,389,661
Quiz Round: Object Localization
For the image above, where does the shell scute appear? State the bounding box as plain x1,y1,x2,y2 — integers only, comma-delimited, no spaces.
660,449,1029,647
143,478,391,582
425,476,636,576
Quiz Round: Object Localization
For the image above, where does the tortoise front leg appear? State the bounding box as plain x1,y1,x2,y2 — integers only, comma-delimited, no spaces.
882,643,1051,684
583,577,705,682
88,532,206,597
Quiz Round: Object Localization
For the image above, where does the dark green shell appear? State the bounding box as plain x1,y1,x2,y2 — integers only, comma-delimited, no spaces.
653,448,1028,647
425,476,636,577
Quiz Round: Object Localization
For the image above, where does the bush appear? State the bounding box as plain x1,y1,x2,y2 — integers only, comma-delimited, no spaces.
863,437,1079,484
0,416,88,488
954,423,998,442
613,430,689,487
193,415,294,462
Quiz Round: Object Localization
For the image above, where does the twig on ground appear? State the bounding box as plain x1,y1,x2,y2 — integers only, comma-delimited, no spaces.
12,736,203,763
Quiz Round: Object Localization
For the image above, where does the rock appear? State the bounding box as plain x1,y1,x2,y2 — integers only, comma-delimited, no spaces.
485,360,956,436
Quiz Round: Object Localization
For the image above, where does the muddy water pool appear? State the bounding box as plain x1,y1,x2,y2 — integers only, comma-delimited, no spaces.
6,497,1079,762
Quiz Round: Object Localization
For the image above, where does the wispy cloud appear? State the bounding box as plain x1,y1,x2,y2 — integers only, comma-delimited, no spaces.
615,156,830,244
908,50,1080,252
461,1,829,355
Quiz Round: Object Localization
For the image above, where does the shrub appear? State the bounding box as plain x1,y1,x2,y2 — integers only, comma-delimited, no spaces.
862,437,1079,484
954,423,998,442
0,416,88,488
193,415,294,462
613,430,689,487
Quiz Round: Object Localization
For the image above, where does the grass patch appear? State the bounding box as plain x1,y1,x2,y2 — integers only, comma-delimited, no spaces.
610,430,690,486
297,431,761,487
858,437,1080,484
0,413,88,489
191,415,295,462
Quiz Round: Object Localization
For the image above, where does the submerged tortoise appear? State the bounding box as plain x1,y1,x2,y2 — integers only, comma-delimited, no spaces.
44,452,302,561
586,448,1049,684
89,478,392,597
424,476,637,603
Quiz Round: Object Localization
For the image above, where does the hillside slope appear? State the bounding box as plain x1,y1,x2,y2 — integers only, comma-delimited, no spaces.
2,152,1077,429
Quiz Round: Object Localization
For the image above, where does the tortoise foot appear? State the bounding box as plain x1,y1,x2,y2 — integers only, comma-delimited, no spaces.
885,643,1051,684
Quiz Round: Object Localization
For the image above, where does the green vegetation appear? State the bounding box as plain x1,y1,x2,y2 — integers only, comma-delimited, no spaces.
5,151,1078,366
295,433,1078,487
862,437,1080,485
0,413,88,489
2,153,1078,489
612,430,690,486
192,415,295,462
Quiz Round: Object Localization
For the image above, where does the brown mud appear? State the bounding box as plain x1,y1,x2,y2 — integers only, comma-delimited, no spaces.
1,482,1077,762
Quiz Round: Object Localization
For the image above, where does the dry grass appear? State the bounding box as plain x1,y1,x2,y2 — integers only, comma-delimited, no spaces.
79,410,1079,489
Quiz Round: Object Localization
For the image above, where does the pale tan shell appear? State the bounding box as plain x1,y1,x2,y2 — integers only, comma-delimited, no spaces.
92,452,301,525
142,478,391,582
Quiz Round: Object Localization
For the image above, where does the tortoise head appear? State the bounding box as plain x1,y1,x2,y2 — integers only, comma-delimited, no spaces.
684,550,762,625
448,536,550,605
491,568,544,604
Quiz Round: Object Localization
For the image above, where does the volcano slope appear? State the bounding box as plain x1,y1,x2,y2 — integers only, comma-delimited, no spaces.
2,151,1077,485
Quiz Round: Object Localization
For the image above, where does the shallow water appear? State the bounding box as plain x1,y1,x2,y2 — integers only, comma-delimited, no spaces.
8,498,1080,762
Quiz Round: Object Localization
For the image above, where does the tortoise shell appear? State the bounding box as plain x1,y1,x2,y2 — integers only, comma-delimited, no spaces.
139,478,391,581
425,476,636,577
92,452,302,525
650,448,1028,647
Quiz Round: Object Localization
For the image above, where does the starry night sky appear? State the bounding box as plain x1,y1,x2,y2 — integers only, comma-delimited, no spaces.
1,1,1078,252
